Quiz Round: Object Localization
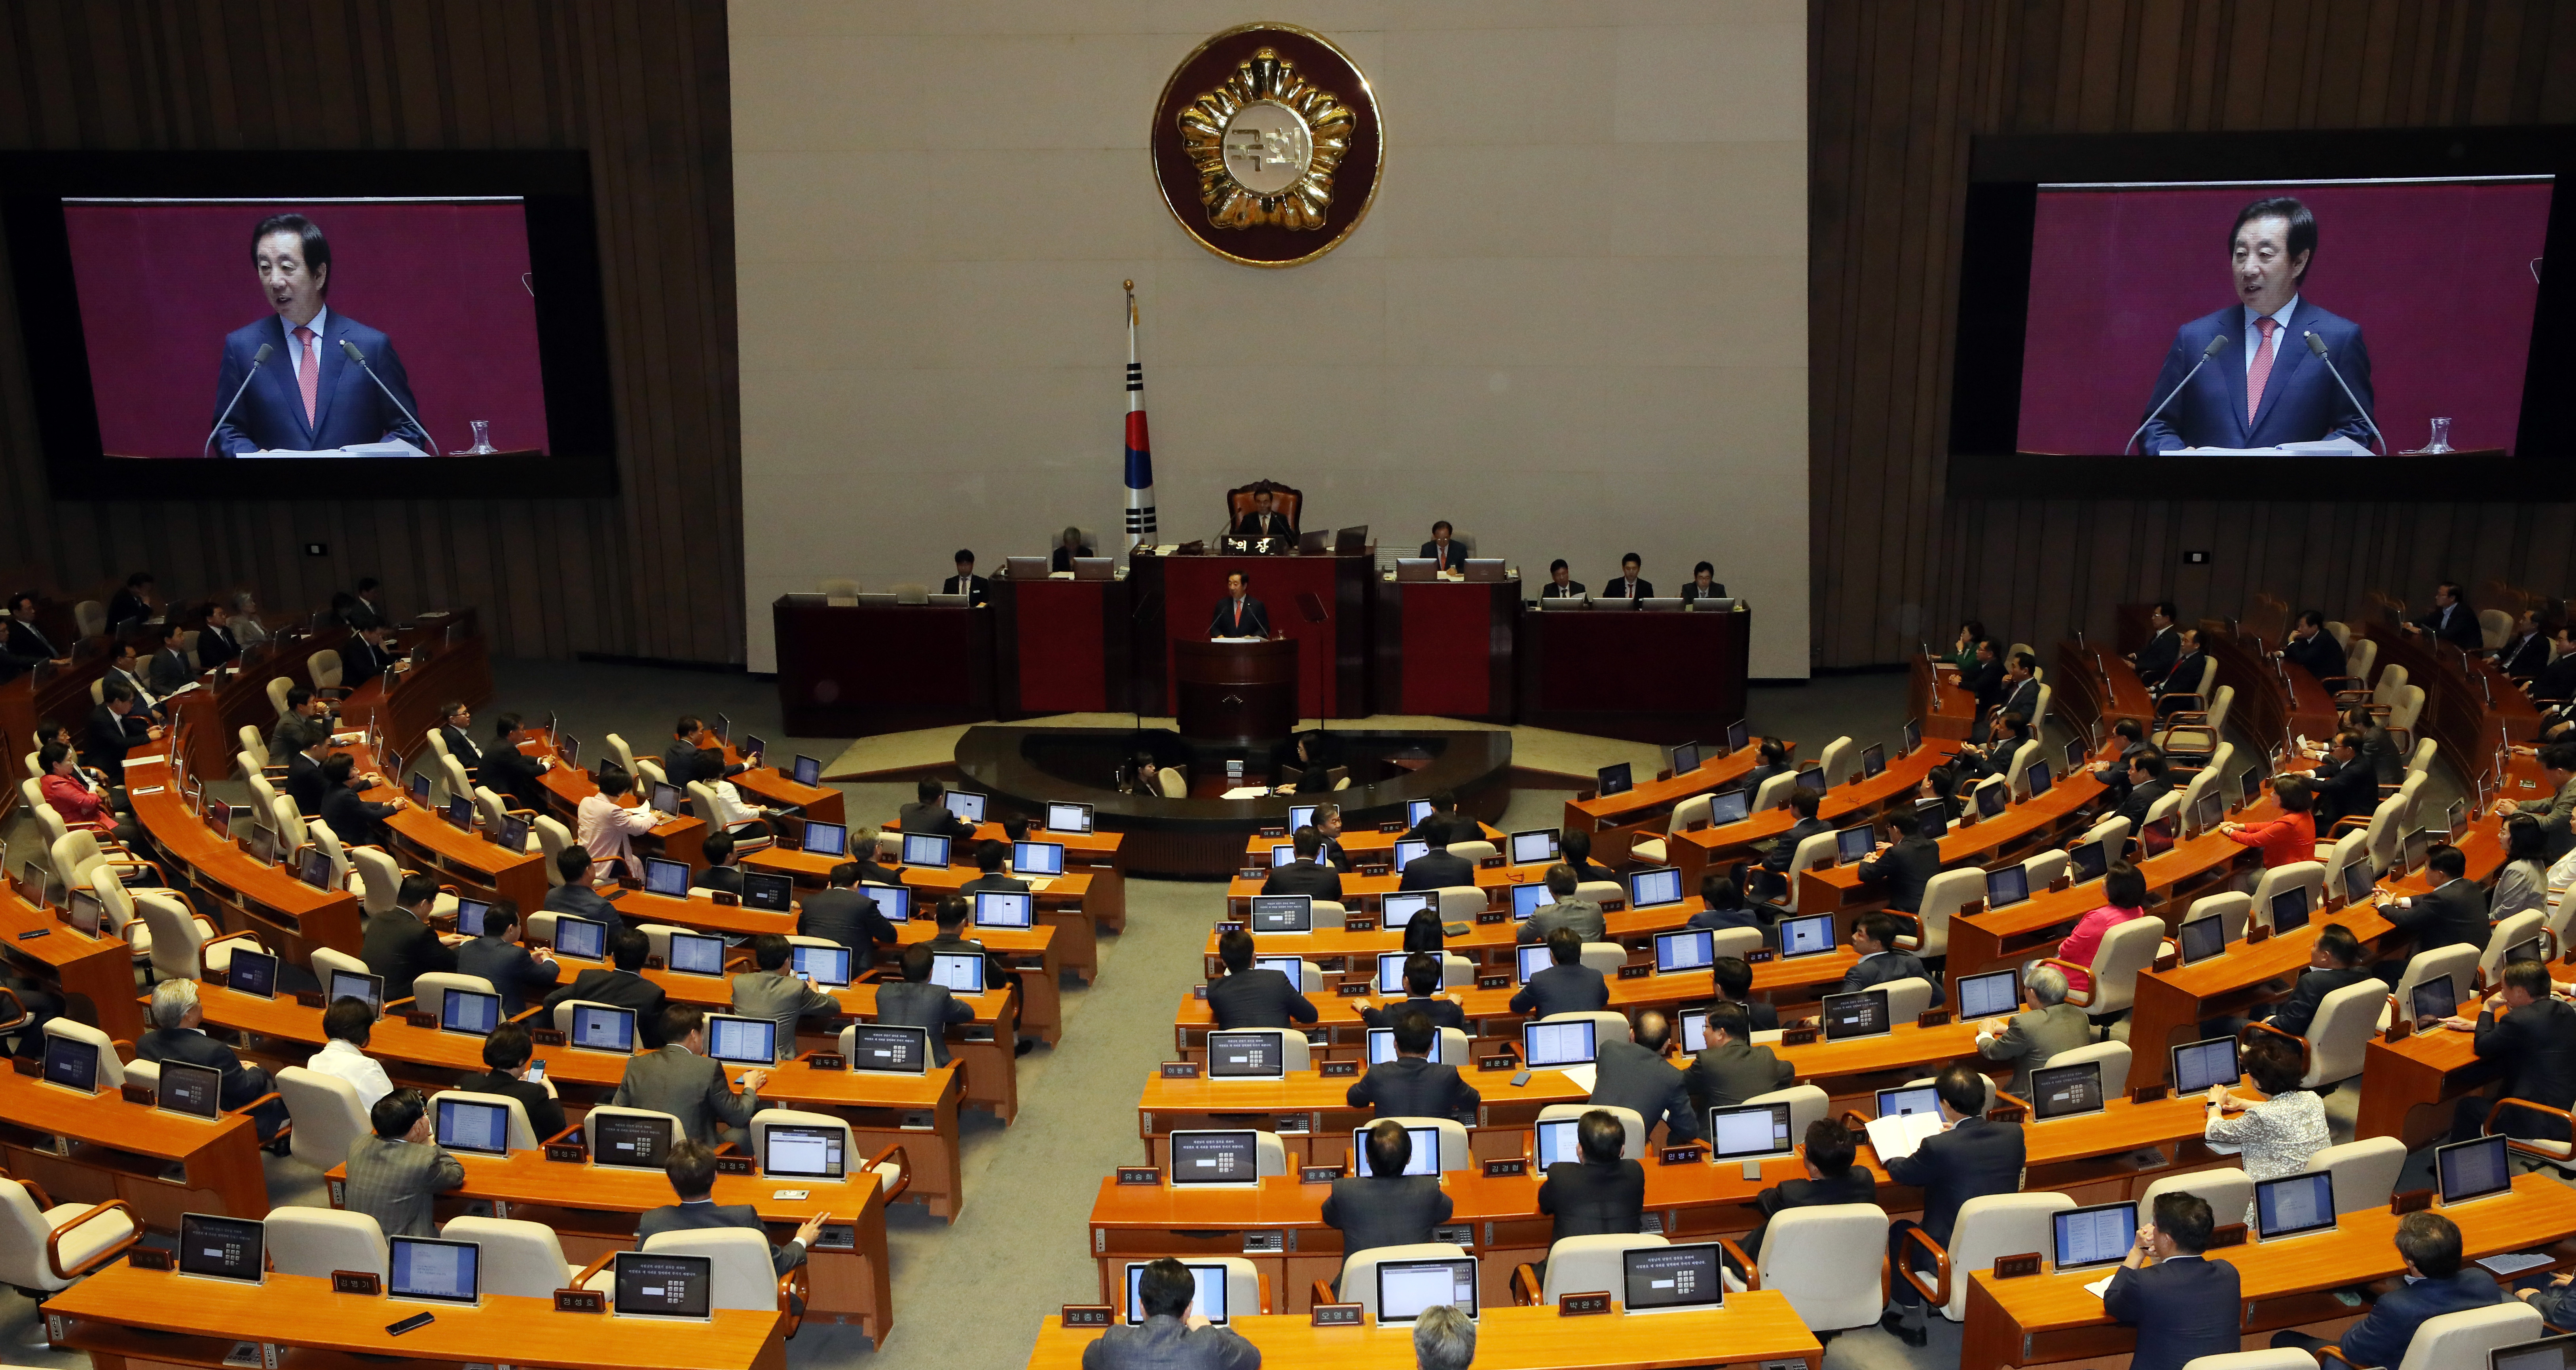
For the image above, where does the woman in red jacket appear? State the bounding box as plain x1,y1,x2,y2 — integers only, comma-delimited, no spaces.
38,740,138,845
2053,860,2151,996
2221,776,2317,868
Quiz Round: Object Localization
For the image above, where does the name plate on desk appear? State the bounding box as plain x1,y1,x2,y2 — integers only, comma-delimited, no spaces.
1061,1305,1114,1328
1985,1105,2026,1123
1557,1292,1612,1317
1160,1062,1201,1079
1958,899,1985,918
553,1288,607,1313
331,1270,381,1296
1780,1026,1818,1046
529,1028,566,1046
1659,1144,1707,1166
1116,1167,1161,1186
1258,825,1286,838
1299,1165,1342,1184
1477,1055,1517,1071
1745,949,1776,964
1311,1303,1365,1327
2048,876,2072,894
1616,964,1652,980
129,1247,173,1271
1482,1157,1529,1178
1362,863,1391,877
120,1083,156,1106
644,955,666,970
2383,1021,2411,1044
1335,982,1371,997
2152,952,2179,972
1599,899,1626,913
1916,1009,1950,1028
805,1052,845,1070
1379,821,1406,833
2130,1083,2170,1104
1476,973,1510,990
1318,1060,1358,1078
2392,1189,2433,1215
1476,910,1507,925
544,1142,586,1162
709,891,739,907
2246,922,2272,943
291,990,324,1008
1990,1252,2042,1280
2207,1223,2247,1249
1342,917,1376,932
400,1010,436,1029
1478,856,1507,869
714,1155,753,1176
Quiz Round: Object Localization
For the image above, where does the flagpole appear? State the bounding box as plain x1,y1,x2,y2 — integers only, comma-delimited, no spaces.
1123,280,1158,554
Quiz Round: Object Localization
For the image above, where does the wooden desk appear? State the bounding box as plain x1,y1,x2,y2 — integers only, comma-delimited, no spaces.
0,645,112,806
337,611,493,764
167,626,341,788
1517,604,1750,746
2367,622,2544,787
660,736,848,825
1561,742,1772,868
1798,754,2107,917
992,571,1134,716
387,803,553,911
123,752,364,967
1026,1299,1822,1370
1240,823,1499,861
747,848,1104,980
533,732,710,873
329,1147,893,1342
1959,1173,2576,1370
1373,575,1519,723
42,1263,786,1370
2202,628,2337,754
2357,1023,2497,1150
0,1070,267,1230
1130,549,1372,721
1133,1067,1593,1166
1911,654,1979,741
1671,740,1959,893
2049,641,2154,740
1195,894,1815,977
0,882,145,1040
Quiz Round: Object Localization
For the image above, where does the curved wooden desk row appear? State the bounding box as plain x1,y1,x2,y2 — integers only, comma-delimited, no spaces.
321,1146,895,1342
1195,892,1834,979
1960,1173,2576,1370
1026,1299,1822,1370
1794,746,2114,917
529,732,713,875
893,814,1124,868
1237,820,1502,860
2364,622,2547,788
1910,654,1980,742
0,1068,269,1228
187,981,973,1221
43,1264,786,1370
2048,642,2156,741
2196,629,2338,755
0,881,146,1040
1560,739,1776,867
747,846,1103,982
1669,738,1964,890
123,751,364,965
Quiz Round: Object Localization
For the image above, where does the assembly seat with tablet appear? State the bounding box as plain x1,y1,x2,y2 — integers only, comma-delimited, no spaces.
1167,1129,1268,1188
585,1108,681,1171
388,1234,482,1307
1204,1029,1298,1079
609,1250,716,1321
1706,1101,1796,1164
1124,1260,1236,1324
2252,1169,2338,1243
568,1003,639,1055
641,857,693,899
154,1060,224,1120
432,1093,533,1157
2049,1199,2136,1273
839,1023,932,1074
2026,1062,2106,1122
177,1212,266,1285
1621,1241,1724,1314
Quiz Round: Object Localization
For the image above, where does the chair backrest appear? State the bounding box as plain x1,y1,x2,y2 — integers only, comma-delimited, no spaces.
1568,880,1622,910
1755,1204,1890,1332
2322,829,2369,886
0,1178,80,1290
2181,1353,2329,1370
584,1106,684,1159
1446,839,1497,863
1154,768,1187,798
2298,1136,2409,1216
1815,736,1854,787
2480,909,2548,981
2205,684,2235,734
533,816,574,886
1750,772,1797,812
2405,736,2439,778
309,648,344,689
2347,636,2377,683
818,578,861,600
45,1018,125,1087
438,1216,573,1299
892,583,929,605
638,1228,778,1311
1668,795,1714,832
2372,662,2409,709
311,946,368,983
267,1206,389,1278
1439,953,1474,989
409,972,498,1022
2039,1039,2129,1084
474,786,514,835
2020,848,2068,890
1743,1083,1828,1139
266,675,296,719
1539,1010,1630,1051
2184,891,2253,943
2005,740,2044,799
1935,1193,2075,1319
1309,900,1347,930
238,725,269,768
2247,863,2326,930
2081,814,2130,850
429,1089,539,1152
2391,945,2479,1022
2076,916,2166,1015
1707,926,1764,960
1536,1103,1646,1160
1878,976,1936,1023
2386,684,2426,734
428,753,469,808
2362,790,2407,872
73,599,105,638
348,846,404,916
1433,884,1491,926
2303,979,2388,1088
2479,608,2515,650
1905,869,1985,958
1373,1117,1472,1173
2142,788,2181,825
2394,1302,2544,1370
1342,1242,1472,1319
606,733,639,779
51,829,107,889
1576,941,1626,976
275,1066,370,1170
2030,682,2054,736
137,890,219,981
2140,1167,2254,1231
1538,1233,1667,1304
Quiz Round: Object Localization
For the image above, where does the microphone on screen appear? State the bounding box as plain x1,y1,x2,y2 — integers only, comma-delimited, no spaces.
339,338,438,456
203,342,275,458
2123,333,2230,456
2302,330,2385,456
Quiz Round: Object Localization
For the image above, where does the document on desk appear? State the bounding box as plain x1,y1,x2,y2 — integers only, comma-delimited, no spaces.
1210,636,1266,643
1864,1111,1944,1162
1557,1064,1597,1094
2083,1273,2116,1298
1220,786,1272,799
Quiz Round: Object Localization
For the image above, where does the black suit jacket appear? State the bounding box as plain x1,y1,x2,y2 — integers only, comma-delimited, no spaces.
1589,1038,1698,1141
1260,860,1343,902
105,590,151,632
693,865,744,896
81,703,147,783
6,618,60,664
1048,545,1093,573
1843,949,1942,1005
2268,965,2377,1038
1320,1175,1450,1271
341,638,391,692
634,1201,805,1277
664,740,747,790
2282,630,2346,683
2388,879,2489,956
2499,632,2550,678
1417,541,1461,571
1206,968,1317,1030
1960,658,2003,710
1230,511,1292,538
2134,627,2180,686
1509,964,1608,1018
148,647,194,695
135,1027,268,1113
2474,995,2576,1141
320,782,396,848
1885,1117,2025,1243
938,573,990,607
2312,757,2379,830
1601,577,1653,600
482,745,548,813
455,936,562,1017
285,752,329,816
1683,1041,1792,1118
2114,776,2175,829
1857,838,1943,913
1539,580,1586,599
1397,850,1476,892
541,968,670,1035
799,888,899,968
1988,677,2040,734
1345,1057,1479,1122
1538,1159,1646,1245
437,727,484,778
2155,650,2208,702
196,623,240,673
2420,602,2484,649
362,909,458,1003
2101,1257,2242,1370
1359,995,1466,1032
2537,651,2576,702
459,1067,568,1142
1744,1169,1876,1261
1207,595,1270,638
1762,816,1832,872
896,801,976,843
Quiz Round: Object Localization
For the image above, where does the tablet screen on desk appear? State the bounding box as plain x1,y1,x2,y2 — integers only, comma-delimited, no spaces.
2030,1061,2105,1121
2025,762,2052,799
867,884,913,923
1707,1101,1794,1160
1821,989,1889,1042
943,791,986,824
1168,1131,1262,1188
612,1252,713,1321
298,846,334,890
1268,843,1296,869
929,952,985,995
974,891,1034,929
1860,743,1887,779
440,990,501,1037
650,782,683,815
2493,1335,2576,1370
791,943,851,987
1015,841,1066,876
845,1024,929,1073
2412,975,2460,1027
2191,788,2222,835
2268,886,2311,935
1251,954,1303,982
1514,943,1551,985
1624,1243,1724,1314
444,795,476,831
1248,895,1311,932
1045,801,1094,834
571,1004,636,1053
435,1097,510,1156
1375,1258,1476,1324
1835,824,1874,863
1352,1124,1441,1177
2178,913,2227,965
178,1213,264,1285
453,899,492,938
704,1014,776,1065
594,1114,673,1169
1914,797,1948,839
1286,804,1318,834
1534,1117,1580,1167
1521,1019,1596,1068
498,816,528,852
328,970,384,1017
2342,859,2376,905
2139,816,2176,858
1975,780,2007,817
763,1124,846,1180
1677,1008,1710,1053
1797,767,1829,796
1654,929,1714,973
1984,864,2030,910
2172,1036,2240,1094
1726,719,1751,754
2052,1201,2137,1272
793,755,823,787
1955,969,2019,1020
1709,789,1751,825
558,735,580,768
1875,1085,1942,1119
1125,1261,1231,1323
1406,799,1436,826
1392,839,1429,870
389,1235,480,1306
225,947,279,999
641,858,691,898
2068,839,2108,884
900,833,949,869
1376,952,1415,995
741,735,766,764
1509,883,1549,922
741,871,794,912
666,932,725,977
1670,742,1701,775
1205,1031,1287,1080
801,821,850,858
1510,829,1559,864
554,915,608,962
156,1060,222,1118
1778,914,1836,958
2254,1170,2337,1240
408,772,432,804
1629,867,1684,909
1367,1027,1447,1066
63,887,103,937
1381,892,1433,928
2438,1133,2513,1206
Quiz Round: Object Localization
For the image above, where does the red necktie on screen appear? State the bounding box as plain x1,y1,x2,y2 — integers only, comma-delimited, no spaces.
2245,316,2278,425
293,324,320,427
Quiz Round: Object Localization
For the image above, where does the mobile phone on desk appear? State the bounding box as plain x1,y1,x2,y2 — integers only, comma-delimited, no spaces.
1510,1070,1531,1087
386,1312,435,1336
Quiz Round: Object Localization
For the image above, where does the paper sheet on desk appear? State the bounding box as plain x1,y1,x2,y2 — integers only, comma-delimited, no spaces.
1220,786,1272,799
1557,1064,1597,1093
2173,437,2372,456
1210,636,1265,643
2084,1273,2115,1298
1865,1111,1944,1162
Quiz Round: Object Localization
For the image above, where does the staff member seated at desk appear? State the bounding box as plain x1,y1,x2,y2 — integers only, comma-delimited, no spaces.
309,996,396,1112
454,898,561,1017
639,1139,829,1277
1048,527,1092,574
959,840,1026,897
875,943,976,1068
364,873,461,1003
801,863,900,969
137,981,289,1144
2278,608,2345,681
2443,958,2576,1145
898,778,978,844
1356,953,1466,1032
461,1022,566,1142
939,550,991,606
2270,1211,2499,1362
614,1006,769,1147
1590,1010,1697,1142
82,682,158,786
321,753,399,848
1538,1108,1645,1246
1260,826,1342,901
1685,874,1775,947
1417,521,1462,573
1321,1120,1451,1290
2258,924,2375,1038
1345,1009,1478,1124
1396,830,1474,893
1206,929,1318,1031
1683,1002,1789,1117
1975,964,2091,1101
1736,1120,1875,1276
577,770,666,881
1600,553,1651,602
2101,1192,2240,1370
1510,928,1609,1020
1084,1257,1263,1370
665,715,749,793
1842,913,1942,1006
481,713,552,814
1539,559,1584,599
1680,562,1725,604
693,831,745,896
1230,488,1291,538
1883,1064,2026,1346
543,926,670,1032
345,1089,465,1239
1516,864,1605,944
1208,570,1270,638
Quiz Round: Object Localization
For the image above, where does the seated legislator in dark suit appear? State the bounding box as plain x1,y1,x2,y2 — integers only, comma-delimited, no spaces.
939,551,991,607
1710,956,1780,1032
664,716,749,792
338,627,397,693
1590,1011,1698,1142
2152,632,2210,715
2261,924,2375,1038
1683,1002,1790,1118
480,715,550,813
1229,489,1292,538
82,688,154,785
2112,753,2177,831
1841,914,1943,1006
1260,827,1343,902
1083,1258,1264,1370
1206,930,1318,1031
1048,527,1093,574
1417,522,1463,573
2280,611,2347,682
610,1006,768,1147
2271,1211,2498,1364
799,864,900,970
2451,959,2576,1144
318,753,397,847
1958,642,2003,713
451,901,562,1017
1508,929,1609,1019
212,216,430,456
434,706,483,779
898,778,979,844
1739,1120,1877,1269
2413,581,2485,651
460,1022,568,1142
1320,1121,1452,1285
1538,560,1585,599
136,981,288,1141
2497,611,2551,678
1685,875,1777,949
2136,201,2373,455
2102,1193,2243,1370
1857,810,1942,914
1397,835,1476,894
2131,609,2181,687
1760,789,1832,873
1537,1109,1646,1245
873,944,975,1067
146,626,195,695
1883,1066,2027,1341
362,877,457,1004
540,848,620,920
1207,571,1270,638
2310,732,2379,831
2384,845,2491,966
637,1139,827,1278
1359,953,1467,1033
283,741,329,816
541,926,670,1040
1345,1009,1478,1123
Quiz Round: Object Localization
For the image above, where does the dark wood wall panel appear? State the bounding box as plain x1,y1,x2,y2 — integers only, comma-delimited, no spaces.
0,0,742,664
1812,0,2576,666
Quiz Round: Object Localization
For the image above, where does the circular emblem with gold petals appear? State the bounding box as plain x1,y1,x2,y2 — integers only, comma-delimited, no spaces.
1150,25,1382,268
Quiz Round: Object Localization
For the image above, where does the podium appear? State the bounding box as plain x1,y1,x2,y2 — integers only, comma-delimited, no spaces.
1173,638,1298,744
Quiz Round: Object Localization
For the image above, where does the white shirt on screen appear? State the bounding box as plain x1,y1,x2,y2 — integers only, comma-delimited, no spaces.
281,305,332,380
2243,295,2296,376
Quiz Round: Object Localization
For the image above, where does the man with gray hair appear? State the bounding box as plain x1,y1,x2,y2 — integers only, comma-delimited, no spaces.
133,979,288,1142
1413,1304,1474,1370
1974,963,2092,1100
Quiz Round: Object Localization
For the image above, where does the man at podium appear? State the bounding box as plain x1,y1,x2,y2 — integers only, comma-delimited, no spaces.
212,213,429,457
1209,570,1271,638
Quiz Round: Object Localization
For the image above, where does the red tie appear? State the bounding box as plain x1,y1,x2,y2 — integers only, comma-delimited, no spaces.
2246,317,2278,424
294,324,320,427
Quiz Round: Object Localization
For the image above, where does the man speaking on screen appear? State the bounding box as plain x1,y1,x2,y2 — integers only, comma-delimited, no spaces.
210,214,429,457
2136,196,2376,455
